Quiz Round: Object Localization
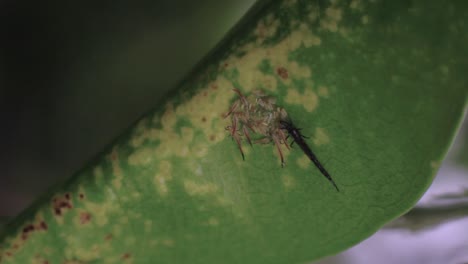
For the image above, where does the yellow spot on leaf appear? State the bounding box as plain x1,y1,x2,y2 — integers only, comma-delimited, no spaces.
63,237,102,262
144,220,152,232
93,166,103,181
361,15,369,24
289,60,312,78
207,217,219,226
318,86,329,97
161,239,175,247
81,191,119,227
129,117,150,147
195,165,203,176
350,0,362,10
161,103,176,130
313,128,330,146
112,224,123,237
129,125,158,149
225,19,320,96
261,75,278,92
128,147,154,165
193,143,208,158
297,155,310,169
181,127,194,143
282,174,296,190
296,24,322,47
308,8,320,23
321,7,343,32
109,147,123,190
254,14,280,43
131,192,142,200
111,179,122,193
285,89,319,112
119,216,129,225
153,161,172,197
184,180,219,196
155,175,169,196
125,77,231,163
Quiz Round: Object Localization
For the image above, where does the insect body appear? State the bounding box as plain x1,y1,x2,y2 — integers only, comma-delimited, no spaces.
224,89,288,164
224,89,339,192
280,120,340,192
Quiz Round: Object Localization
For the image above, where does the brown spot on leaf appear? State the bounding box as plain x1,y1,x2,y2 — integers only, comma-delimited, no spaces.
203,91,208,96
59,201,70,208
52,194,73,216
64,193,70,200
79,212,92,225
21,224,36,240
277,67,288,79
104,234,113,241
79,193,84,199
209,135,215,141
211,84,218,90
40,221,48,230
22,224,34,233
121,253,131,260
201,117,206,122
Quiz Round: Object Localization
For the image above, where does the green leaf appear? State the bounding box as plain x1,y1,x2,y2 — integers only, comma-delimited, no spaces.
455,122,468,167
1,0,467,263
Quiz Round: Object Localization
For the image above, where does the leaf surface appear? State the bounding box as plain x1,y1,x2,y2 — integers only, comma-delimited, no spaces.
1,0,468,263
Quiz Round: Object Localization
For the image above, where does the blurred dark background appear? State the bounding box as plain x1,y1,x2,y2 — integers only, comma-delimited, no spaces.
0,0,255,216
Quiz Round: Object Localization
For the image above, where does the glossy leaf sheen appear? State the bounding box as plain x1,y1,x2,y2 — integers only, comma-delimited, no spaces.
1,0,468,263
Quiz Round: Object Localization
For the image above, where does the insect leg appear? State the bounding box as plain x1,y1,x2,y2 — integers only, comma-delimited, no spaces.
255,137,271,144
243,126,253,146
225,126,234,141
234,134,245,161
223,101,238,119
273,137,285,167
297,128,310,139
278,129,290,150
233,88,248,106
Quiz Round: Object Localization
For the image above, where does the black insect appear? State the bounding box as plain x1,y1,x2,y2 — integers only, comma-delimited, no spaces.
280,119,339,192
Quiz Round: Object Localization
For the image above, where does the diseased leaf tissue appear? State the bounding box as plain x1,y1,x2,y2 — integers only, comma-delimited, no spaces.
224,89,339,191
